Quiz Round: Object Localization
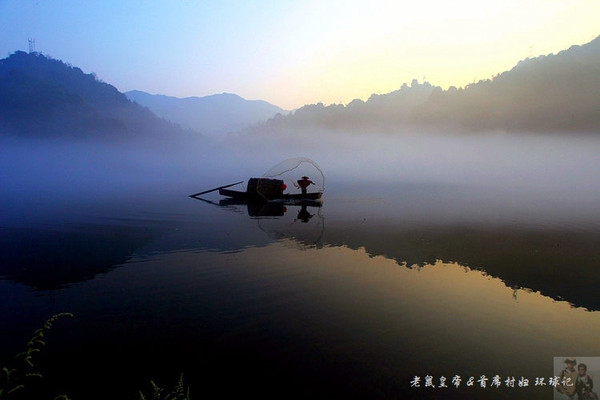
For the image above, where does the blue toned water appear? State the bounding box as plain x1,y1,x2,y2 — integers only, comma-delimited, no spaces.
2,132,600,399
1,179,599,399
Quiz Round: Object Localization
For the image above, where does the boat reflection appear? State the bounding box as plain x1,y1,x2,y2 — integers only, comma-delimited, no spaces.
295,204,314,223
190,194,600,311
190,194,325,247
219,197,322,218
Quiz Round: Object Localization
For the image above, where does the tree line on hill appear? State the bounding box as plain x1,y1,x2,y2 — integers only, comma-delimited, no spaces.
0,51,188,142
1,35,599,142
258,35,600,134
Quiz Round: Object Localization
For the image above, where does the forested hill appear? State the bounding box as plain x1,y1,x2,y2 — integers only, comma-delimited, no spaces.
260,35,600,134
0,51,189,141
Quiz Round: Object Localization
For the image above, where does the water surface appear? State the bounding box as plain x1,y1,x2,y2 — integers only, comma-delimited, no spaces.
1,133,600,399
1,180,599,399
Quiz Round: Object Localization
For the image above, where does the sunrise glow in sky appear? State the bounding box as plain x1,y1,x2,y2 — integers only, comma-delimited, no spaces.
1,0,599,110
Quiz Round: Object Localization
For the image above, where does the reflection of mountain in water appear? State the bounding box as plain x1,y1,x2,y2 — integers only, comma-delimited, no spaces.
4,192,598,313
188,198,600,311
0,224,161,290
320,223,600,312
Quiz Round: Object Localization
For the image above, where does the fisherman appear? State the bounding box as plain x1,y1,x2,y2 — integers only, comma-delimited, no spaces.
297,176,314,195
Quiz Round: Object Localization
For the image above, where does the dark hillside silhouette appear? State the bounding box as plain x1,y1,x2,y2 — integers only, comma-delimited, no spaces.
0,51,188,141
258,35,600,134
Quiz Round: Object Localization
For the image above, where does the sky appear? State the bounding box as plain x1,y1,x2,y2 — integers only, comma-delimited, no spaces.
1,0,599,110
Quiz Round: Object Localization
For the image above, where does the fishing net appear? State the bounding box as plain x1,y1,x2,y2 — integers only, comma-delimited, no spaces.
257,204,325,249
257,157,325,200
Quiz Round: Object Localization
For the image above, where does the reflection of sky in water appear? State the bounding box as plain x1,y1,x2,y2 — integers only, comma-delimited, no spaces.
3,240,595,398
2,132,600,398
178,243,600,397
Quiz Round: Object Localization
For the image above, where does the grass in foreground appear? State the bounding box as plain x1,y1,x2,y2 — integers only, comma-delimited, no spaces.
1,313,191,400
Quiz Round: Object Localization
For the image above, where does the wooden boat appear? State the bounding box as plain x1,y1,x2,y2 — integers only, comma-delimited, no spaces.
190,177,323,202
220,178,322,201
219,188,322,201
190,158,324,203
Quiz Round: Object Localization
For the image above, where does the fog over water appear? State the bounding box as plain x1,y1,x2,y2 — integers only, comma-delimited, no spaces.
2,128,600,399
3,129,598,229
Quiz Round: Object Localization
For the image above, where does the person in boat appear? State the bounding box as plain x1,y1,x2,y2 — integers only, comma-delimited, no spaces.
297,176,315,195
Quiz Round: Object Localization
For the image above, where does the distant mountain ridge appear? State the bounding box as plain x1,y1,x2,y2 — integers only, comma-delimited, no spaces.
0,51,188,142
259,35,600,134
2,35,599,141
126,90,287,135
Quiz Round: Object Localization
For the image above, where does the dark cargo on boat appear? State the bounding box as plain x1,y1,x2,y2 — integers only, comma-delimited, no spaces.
219,178,322,201
189,157,324,203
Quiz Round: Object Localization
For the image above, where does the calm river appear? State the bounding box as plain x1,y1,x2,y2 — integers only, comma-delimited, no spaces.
1,176,600,399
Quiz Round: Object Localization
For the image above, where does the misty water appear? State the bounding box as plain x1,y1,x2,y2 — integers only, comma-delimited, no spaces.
1,131,600,399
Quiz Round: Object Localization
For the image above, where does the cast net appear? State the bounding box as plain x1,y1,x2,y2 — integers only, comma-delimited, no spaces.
257,157,325,199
